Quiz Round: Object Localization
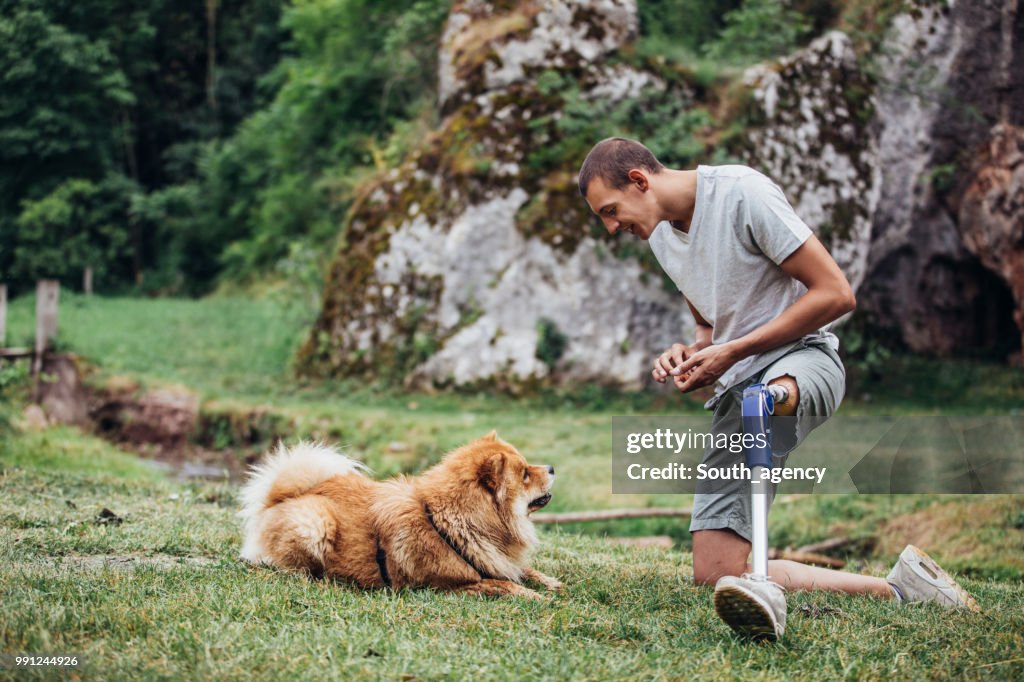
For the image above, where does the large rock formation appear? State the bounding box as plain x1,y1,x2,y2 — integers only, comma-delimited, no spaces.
299,0,694,390
958,123,1024,351
739,0,1023,358
739,30,880,294
301,0,1024,389
858,0,1023,357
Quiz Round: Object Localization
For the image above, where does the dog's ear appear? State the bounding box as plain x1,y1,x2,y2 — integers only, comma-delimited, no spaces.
481,430,498,442
477,452,506,496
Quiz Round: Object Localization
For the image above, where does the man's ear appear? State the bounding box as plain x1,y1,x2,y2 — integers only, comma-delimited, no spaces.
627,169,649,190
477,452,506,496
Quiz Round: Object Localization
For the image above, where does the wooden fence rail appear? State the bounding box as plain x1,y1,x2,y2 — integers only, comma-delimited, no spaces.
531,507,693,524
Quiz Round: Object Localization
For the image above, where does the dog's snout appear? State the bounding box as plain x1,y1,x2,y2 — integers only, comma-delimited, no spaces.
547,465,555,475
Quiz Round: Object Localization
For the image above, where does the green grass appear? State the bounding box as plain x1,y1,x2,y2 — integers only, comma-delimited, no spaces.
6,292,1023,413
2,293,1024,678
1,435,1022,680
4,292,310,398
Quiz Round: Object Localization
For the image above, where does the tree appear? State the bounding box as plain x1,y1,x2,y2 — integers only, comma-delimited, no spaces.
0,0,286,294
11,176,138,290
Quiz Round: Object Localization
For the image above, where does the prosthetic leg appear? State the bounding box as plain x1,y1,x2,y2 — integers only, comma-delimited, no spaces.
711,382,791,641
741,382,788,581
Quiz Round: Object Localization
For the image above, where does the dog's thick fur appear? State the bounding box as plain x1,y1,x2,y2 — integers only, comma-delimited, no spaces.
238,432,561,598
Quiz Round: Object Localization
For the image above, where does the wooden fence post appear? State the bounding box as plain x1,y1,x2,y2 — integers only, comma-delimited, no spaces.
0,284,6,348
84,267,93,297
33,280,59,376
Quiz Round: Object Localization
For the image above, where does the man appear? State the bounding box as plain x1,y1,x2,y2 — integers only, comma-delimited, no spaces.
578,137,979,641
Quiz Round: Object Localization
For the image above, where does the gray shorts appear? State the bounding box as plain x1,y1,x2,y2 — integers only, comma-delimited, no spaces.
689,338,846,542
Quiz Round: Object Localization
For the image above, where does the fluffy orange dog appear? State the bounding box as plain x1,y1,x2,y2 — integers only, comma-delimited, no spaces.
238,432,562,598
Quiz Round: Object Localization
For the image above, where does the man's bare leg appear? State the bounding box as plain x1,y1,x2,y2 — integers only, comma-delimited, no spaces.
693,529,893,598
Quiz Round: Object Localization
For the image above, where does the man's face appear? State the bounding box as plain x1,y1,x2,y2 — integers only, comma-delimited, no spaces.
584,172,659,241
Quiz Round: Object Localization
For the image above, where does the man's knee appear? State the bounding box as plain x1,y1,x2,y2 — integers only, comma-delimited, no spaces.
693,561,741,586
768,374,799,416
691,529,750,585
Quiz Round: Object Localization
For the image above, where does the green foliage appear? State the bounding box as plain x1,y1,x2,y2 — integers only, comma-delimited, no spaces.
10,175,139,291
0,0,286,294
0,0,972,311
0,360,30,434
535,318,568,370
525,71,712,177
0,0,134,291
837,311,894,380
638,0,741,55
922,161,957,194
187,0,452,290
0,1,134,202
703,0,811,64
837,0,915,55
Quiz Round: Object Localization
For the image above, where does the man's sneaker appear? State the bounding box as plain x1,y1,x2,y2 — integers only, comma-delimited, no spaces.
713,574,787,641
887,545,980,612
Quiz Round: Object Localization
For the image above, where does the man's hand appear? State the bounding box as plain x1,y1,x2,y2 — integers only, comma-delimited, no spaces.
669,342,740,392
652,343,698,383
655,302,713,386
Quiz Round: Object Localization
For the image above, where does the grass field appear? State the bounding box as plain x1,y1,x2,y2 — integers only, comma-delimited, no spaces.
2,293,1023,679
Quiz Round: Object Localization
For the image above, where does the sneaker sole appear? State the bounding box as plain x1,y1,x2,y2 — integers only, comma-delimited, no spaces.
713,583,781,642
905,545,981,612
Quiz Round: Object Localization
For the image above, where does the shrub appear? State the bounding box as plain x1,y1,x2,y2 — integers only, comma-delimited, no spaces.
703,0,810,65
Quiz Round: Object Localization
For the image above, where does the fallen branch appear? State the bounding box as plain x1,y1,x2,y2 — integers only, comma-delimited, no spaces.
531,507,692,524
795,536,855,554
769,549,846,569
604,536,675,549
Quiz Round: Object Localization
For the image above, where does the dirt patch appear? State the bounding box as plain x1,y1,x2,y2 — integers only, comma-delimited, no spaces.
876,497,1024,580
877,498,1006,557
90,377,199,453
88,380,260,481
34,360,292,482
36,354,90,426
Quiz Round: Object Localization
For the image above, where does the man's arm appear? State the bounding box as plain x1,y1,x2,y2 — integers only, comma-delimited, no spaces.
652,300,713,383
670,235,855,391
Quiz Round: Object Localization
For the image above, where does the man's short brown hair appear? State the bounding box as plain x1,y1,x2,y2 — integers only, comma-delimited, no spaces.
578,137,665,198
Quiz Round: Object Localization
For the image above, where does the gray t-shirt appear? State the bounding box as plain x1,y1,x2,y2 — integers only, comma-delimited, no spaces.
647,164,839,395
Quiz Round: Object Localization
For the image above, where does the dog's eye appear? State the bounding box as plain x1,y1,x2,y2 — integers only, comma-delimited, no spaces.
522,470,529,482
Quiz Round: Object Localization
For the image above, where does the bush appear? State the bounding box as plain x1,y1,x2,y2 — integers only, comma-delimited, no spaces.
10,175,140,293
703,0,810,65
535,318,568,370
0,361,30,435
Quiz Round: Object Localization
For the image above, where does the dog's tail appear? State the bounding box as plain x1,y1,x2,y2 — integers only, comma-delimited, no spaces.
238,441,365,564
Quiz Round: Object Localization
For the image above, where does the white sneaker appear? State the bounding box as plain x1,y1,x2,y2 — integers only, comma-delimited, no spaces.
887,545,980,612
713,574,787,641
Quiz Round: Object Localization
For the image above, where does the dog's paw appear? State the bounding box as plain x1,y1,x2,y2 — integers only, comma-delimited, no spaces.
456,579,546,600
535,574,563,592
523,568,563,591
516,585,547,601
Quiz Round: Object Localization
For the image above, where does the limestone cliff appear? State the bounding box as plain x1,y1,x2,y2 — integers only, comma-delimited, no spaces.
958,124,1024,351
300,0,1024,389
739,30,880,294
298,0,694,390
859,0,1023,357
